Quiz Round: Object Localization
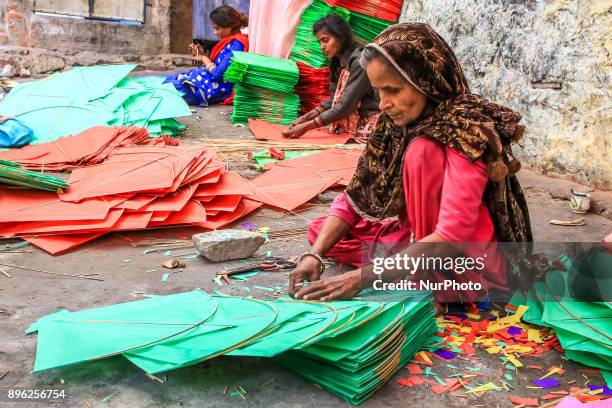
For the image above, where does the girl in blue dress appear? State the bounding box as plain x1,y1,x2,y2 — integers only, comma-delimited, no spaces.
166,5,249,106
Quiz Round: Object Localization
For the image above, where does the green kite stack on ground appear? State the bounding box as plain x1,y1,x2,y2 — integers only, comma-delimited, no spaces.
0,64,190,143
508,252,612,387
27,289,436,404
276,291,436,404
225,51,300,125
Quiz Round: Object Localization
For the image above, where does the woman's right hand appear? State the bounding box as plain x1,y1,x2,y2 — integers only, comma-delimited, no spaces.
288,256,323,297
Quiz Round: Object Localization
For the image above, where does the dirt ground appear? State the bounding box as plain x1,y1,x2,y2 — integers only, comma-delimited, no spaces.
0,103,611,408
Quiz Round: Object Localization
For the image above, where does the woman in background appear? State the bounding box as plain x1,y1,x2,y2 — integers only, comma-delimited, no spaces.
165,5,248,106
283,14,379,143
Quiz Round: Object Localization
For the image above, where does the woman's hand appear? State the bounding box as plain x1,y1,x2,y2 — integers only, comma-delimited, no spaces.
294,269,362,302
289,109,319,129
282,122,311,138
288,256,322,297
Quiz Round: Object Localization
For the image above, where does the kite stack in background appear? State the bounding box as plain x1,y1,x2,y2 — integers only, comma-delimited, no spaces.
0,145,260,254
27,288,436,405
225,51,300,125
325,0,403,22
296,62,330,113
0,65,190,144
348,12,395,43
508,254,612,387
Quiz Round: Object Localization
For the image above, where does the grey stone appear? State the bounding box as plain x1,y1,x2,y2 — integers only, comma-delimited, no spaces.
192,229,266,263
29,54,65,74
0,63,17,78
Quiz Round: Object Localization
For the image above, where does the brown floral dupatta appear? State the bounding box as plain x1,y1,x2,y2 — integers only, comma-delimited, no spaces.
345,23,532,243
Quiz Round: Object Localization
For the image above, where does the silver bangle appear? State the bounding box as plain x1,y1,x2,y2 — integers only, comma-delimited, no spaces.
300,252,326,274
206,63,216,72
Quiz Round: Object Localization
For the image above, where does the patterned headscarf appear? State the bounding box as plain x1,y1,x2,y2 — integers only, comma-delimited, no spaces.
345,23,532,242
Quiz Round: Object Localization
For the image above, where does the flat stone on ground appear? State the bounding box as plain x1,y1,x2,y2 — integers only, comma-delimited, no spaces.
193,229,266,263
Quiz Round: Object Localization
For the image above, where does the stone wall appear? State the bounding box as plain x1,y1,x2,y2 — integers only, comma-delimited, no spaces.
0,0,191,75
402,0,611,188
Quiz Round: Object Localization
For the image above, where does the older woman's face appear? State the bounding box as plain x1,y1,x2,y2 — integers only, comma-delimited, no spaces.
366,57,428,127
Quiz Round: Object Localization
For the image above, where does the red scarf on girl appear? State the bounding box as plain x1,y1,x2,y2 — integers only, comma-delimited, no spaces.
210,33,248,105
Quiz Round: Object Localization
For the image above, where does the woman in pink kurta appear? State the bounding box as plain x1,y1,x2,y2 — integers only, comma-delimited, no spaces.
290,23,532,303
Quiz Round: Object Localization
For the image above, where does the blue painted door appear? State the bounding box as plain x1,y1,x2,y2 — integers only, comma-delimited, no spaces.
193,0,250,41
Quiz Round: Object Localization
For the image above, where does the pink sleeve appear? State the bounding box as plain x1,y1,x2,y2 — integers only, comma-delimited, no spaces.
435,146,489,242
328,192,361,227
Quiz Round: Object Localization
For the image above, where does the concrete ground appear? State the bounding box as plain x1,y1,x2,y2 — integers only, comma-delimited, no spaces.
0,104,611,408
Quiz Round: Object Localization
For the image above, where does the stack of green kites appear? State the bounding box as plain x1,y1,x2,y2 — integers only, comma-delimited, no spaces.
289,0,396,68
224,51,300,125
27,289,436,404
0,64,190,144
508,252,612,387
276,291,436,404
349,12,395,43
0,159,68,191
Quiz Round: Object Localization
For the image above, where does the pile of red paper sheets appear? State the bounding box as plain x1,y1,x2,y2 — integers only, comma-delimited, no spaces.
249,119,352,145
324,0,403,22
296,62,331,114
249,147,362,211
0,126,179,171
0,145,260,254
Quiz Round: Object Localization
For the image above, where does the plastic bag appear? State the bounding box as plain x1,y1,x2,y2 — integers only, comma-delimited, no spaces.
0,117,34,148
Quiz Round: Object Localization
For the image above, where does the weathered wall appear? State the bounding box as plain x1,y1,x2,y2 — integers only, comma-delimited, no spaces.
402,0,611,188
0,0,190,75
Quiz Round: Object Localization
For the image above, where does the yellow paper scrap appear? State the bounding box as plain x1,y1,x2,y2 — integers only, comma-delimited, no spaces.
539,366,562,380
514,305,529,321
465,382,498,395
487,346,501,354
466,313,481,320
528,329,542,343
507,355,523,368
418,351,432,365
587,388,604,396
461,326,473,333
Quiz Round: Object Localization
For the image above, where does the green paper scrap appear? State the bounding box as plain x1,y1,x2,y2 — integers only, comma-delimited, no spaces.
161,273,170,282
0,65,190,144
252,150,320,169
27,289,436,404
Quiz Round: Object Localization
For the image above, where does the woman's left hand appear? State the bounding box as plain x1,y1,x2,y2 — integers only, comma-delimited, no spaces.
294,269,362,301
282,122,311,139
